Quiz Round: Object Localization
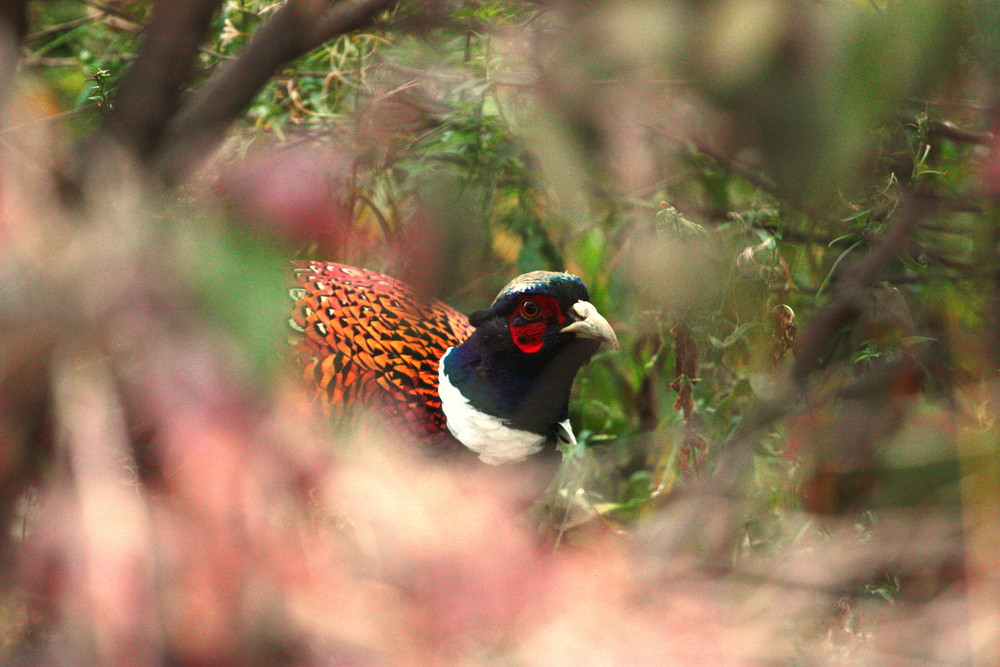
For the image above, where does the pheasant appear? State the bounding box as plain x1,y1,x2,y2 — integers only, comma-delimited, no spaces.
289,261,618,464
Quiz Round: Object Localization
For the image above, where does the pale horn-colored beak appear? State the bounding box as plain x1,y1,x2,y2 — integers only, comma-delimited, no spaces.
561,301,619,350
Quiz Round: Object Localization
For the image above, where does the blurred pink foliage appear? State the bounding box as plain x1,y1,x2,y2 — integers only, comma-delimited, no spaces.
214,143,355,245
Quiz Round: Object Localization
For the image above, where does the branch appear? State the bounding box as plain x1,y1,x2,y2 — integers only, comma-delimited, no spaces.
926,119,993,146
80,0,142,22
156,0,401,184
0,0,28,124
97,0,224,162
692,143,781,199
791,190,939,384
681,189,940,545
0,0,27,42
23,11,109,45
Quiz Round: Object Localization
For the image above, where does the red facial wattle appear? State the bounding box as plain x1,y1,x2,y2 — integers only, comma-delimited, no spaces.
508,294,565,354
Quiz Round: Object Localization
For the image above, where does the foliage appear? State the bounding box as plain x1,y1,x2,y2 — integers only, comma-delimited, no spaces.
2,0,999,663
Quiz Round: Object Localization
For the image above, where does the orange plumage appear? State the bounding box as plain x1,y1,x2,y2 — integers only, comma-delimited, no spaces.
289,261,474,435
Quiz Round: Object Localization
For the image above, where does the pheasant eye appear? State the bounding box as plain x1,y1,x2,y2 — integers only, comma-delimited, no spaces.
519,299,541,319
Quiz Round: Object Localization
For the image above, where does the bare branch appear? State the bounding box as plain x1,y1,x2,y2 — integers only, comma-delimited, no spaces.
156,0,401,184
97,0,224,162
23,12,107,45
792,191,938,384
684,189,942,549
927,119,993,146
80,0,142,22
0,0,27,42
0,0,28,123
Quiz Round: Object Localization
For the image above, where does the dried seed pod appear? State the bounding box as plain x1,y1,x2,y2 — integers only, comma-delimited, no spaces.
670,322,699,419
678,431,708,480
771,304,797,361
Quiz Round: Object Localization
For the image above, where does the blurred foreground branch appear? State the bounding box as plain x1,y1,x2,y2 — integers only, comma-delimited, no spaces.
793,191,938,384
156,0,400,182
95,0,224,162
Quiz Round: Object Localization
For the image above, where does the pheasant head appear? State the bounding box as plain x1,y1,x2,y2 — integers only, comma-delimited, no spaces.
438,271,617,464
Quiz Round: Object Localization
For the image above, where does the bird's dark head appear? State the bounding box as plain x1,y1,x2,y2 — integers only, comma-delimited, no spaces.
439,271,618,462
467,271,618,359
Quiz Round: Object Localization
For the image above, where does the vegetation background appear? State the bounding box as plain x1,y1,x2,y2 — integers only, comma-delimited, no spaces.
1,0,998,663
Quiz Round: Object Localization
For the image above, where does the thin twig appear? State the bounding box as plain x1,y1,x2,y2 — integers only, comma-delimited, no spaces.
23,11,108,44
0,107,90,135
926,119,993,146
80,0,141,23
355,191,395,242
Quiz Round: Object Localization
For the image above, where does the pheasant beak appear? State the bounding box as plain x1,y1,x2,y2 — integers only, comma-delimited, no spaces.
561,301,619,350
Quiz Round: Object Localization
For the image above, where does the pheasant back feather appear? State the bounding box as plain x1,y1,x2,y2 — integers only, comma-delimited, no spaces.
289,261,474,435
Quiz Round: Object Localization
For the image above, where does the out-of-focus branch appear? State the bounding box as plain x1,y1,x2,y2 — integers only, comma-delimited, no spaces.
692,143,781,201
156,0,401,184
96,0,224,162
0,0,28,123
0,0,27,42
792,191,938,384
23,10,110,44
677,190,939,558
0,332,52,571
81,0,141,23
926,119,993,146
